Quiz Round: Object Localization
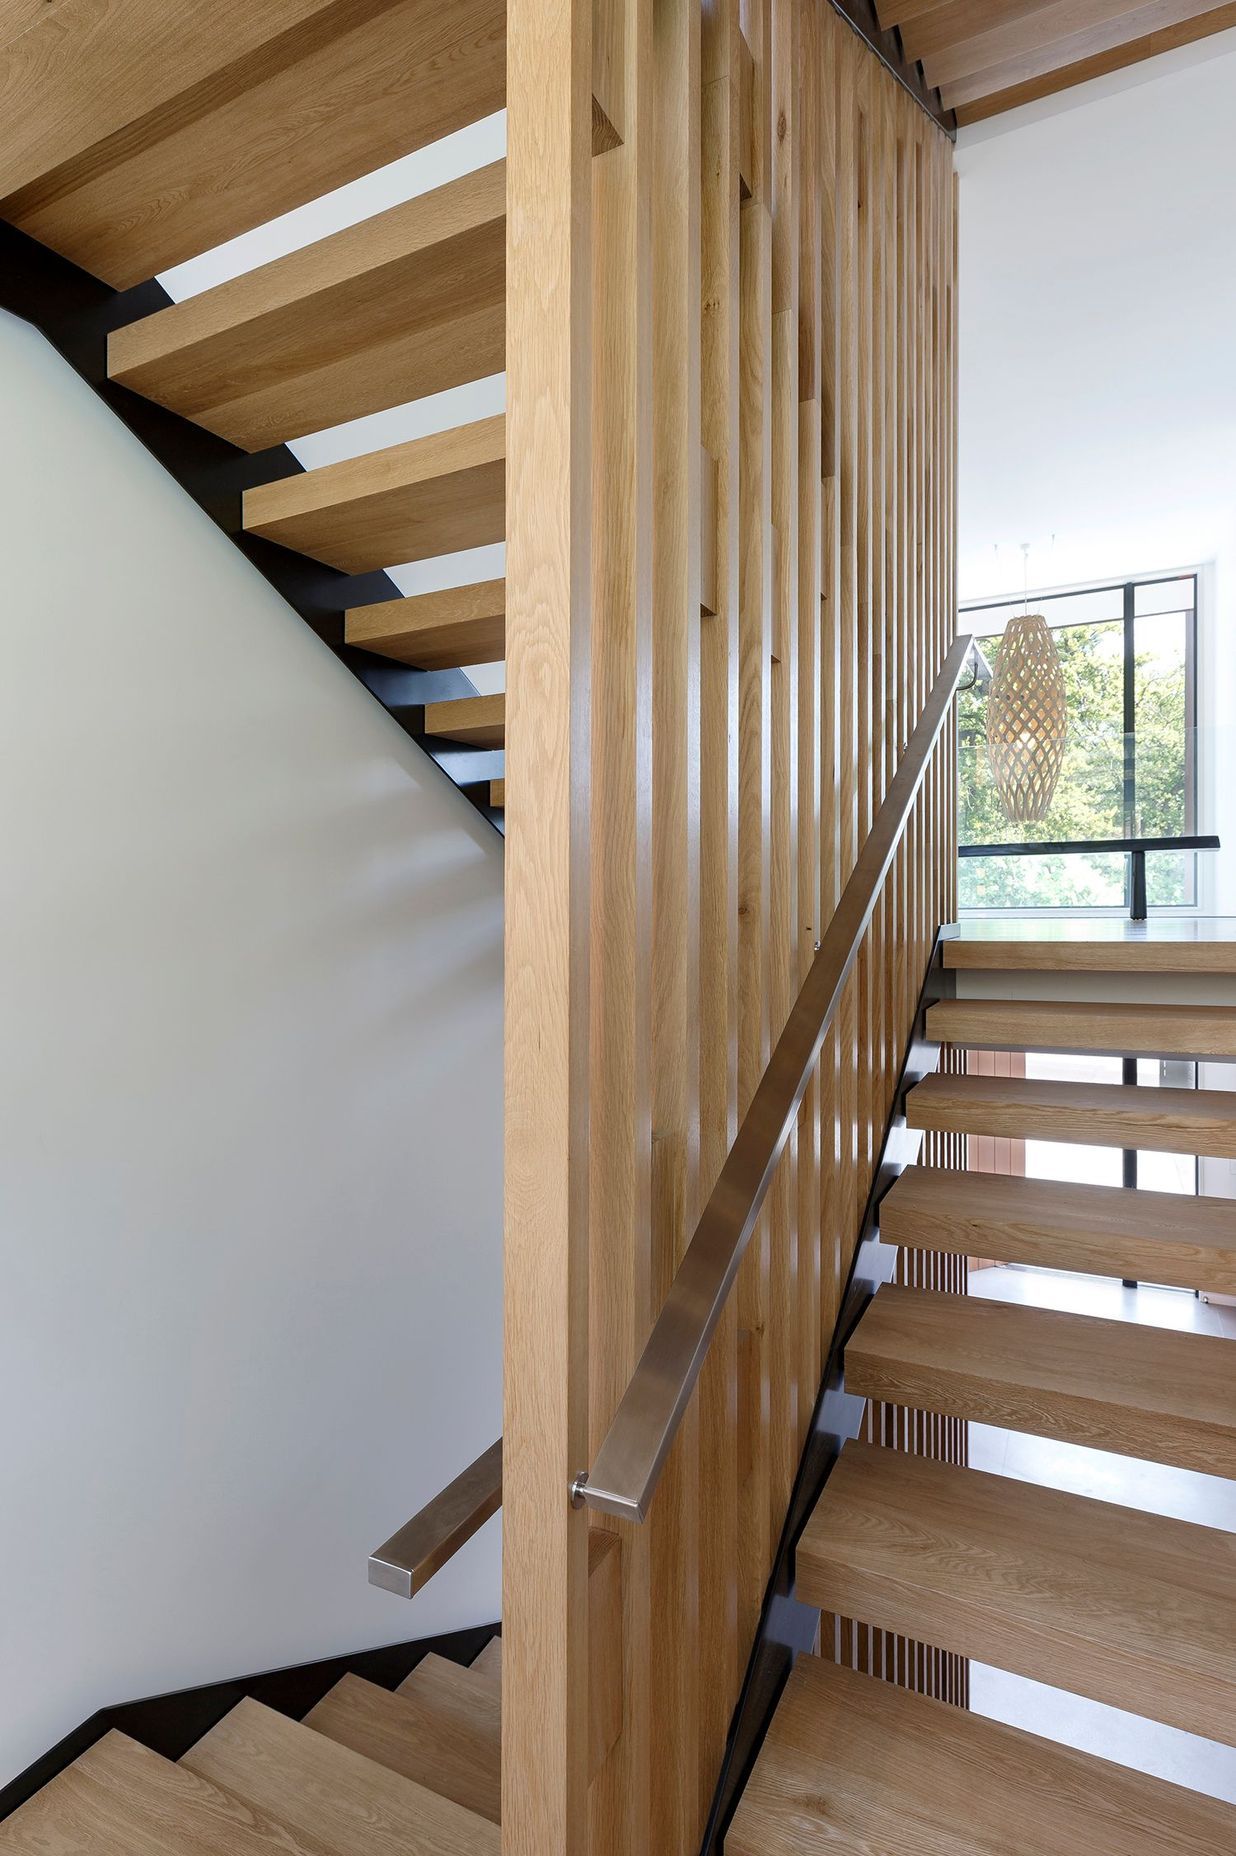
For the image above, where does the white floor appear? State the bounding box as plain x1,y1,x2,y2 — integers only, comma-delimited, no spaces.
966,1262,1236,1806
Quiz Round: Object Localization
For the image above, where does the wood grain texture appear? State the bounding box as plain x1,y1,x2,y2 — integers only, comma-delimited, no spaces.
940,0,1236,107
181,1697,499,1855
345,581,505,669
243,417,505,574
799,1440,1236,1747
307,1670,500,1822
907,1070,1236,1157
847,1283,1236,1476
729,1653,1236,1856
952,0,1236,117
945,932,1236,972
423,694,505,747
0,1729,324,1856
501,0,594,1848
470,1636,502,1689
2,0,507,286
489,778,506,808
928,994,1236,1059
109,161,506,450
882,1164,1236,1296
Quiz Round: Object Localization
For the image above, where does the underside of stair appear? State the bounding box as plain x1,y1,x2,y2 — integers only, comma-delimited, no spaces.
182,1695,498,1855
881,1165,1236,1296
0,0,507,286
797,1441,1236,1747
845,1283,1236,1476
728,1654,1236,1856
927,995,1236,1059
346,581,506,670
243,417,505,574
108,162,506,450
907,1071,1236,1157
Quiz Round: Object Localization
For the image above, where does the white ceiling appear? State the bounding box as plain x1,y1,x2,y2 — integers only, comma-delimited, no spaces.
955,28,1236,603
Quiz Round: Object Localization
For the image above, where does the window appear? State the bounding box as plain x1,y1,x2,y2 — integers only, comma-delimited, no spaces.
958,575,1198,912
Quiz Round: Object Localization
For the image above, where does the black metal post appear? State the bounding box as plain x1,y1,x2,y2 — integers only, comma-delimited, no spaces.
1121,1054,1138,1287
1130,847,1148,922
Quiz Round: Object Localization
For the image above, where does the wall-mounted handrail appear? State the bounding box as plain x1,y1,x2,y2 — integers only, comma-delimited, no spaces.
572,633,975,1524
369,1438,502,1597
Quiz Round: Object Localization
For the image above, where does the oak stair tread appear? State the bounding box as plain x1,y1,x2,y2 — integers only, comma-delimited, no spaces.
945,935,1236,974
881,1165,1236,1297
846,1283,1236,1476
488,779,505,809
0,1728,325,1856
306,1667,499,1824
181,1695,498,1856
728,1653,1236,1856
797,1440,1236,1746
345,581,506,671
108,162,506,451
423,694,505,749
906,1071,1236,1158
0,0,507,288
243,417,505,574
468,1636,501,1689
927,995,1236,1059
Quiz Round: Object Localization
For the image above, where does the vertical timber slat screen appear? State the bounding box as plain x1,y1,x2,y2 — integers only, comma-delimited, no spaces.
503,1,959,1851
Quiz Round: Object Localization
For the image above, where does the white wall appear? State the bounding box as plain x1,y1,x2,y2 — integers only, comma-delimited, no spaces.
955,33,1236,910
0,307,504,1785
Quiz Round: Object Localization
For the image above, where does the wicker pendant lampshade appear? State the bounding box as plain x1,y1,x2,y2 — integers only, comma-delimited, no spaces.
985,613,1068,823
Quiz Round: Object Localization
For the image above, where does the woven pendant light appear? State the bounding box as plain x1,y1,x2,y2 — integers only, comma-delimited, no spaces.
985,613,1068,823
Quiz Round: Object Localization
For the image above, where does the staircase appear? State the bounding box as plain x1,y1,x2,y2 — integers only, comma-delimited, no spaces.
2,0,511,824
0,1640,503,1854
730,935,1236,1853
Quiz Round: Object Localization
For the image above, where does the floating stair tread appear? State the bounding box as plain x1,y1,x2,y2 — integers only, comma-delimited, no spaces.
945,935,1236,974
108,162,506,450
423,694,505,748
346,581,505,670
469,1637,501,1690
1,0,506,287
181,1696,498,1856
928,996,1236,1059
881,1166,1236,1297
306,1670,499,1824
489,780,505,809
846,1284,1236,1477
243,417,505,575
0,1728,325,1856
728,1653,1236,1856
797,1440,1236,1746
906,1072,1236,1158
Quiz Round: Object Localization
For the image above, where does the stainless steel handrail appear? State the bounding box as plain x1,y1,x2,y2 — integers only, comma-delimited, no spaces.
369,1438,503,1597
572,634,975,1523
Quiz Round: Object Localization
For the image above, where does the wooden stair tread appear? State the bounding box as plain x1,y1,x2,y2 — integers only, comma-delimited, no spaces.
0,1729,327,1855
797,1440,1236,1746
181,1696,498,1856
881,1166,1236,1297
945,935,1236,974
488,779,505,809
108,162,505,451
906,1072,1236,1158
423,694,505,748
468,1637,501,1690
243,417,505,574
846,1284,1236,1476
728,1654,1236,1856
345,581,505,670
928,996,1236,1059
1,0,506,288
306,1670,499,1824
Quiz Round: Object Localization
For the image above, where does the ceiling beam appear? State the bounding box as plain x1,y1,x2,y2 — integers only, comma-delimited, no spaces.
901,0,1060,65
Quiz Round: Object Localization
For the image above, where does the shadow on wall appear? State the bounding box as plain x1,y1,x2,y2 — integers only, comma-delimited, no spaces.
0,308,505,1786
